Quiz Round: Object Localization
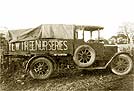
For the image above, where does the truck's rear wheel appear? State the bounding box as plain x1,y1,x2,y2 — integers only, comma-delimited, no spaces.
73,45,95,67
111,54,133,75
29,57,53,79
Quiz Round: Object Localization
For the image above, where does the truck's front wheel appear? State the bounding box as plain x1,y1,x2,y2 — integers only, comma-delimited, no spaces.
111,54,133,75
29,57,53,79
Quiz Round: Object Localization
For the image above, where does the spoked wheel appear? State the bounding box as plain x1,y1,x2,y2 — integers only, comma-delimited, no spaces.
73,45,95,67
29,57,53,79
111,54,133,75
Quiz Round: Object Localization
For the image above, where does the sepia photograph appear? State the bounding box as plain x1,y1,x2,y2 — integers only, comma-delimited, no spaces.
0,0,134,91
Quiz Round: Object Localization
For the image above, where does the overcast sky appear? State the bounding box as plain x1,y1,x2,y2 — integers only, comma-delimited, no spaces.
0,0,134,39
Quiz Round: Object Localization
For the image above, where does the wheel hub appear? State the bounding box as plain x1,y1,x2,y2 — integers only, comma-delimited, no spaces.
34,62,49,74
82,53,88,59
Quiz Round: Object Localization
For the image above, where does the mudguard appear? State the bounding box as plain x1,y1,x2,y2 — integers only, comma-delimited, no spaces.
25,55,56,71
105,51,132,68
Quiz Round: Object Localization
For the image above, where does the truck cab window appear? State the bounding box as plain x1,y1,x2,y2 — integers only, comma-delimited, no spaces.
75,29,84,39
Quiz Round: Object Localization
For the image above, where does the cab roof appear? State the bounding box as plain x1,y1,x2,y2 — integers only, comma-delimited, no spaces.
75,25,104,31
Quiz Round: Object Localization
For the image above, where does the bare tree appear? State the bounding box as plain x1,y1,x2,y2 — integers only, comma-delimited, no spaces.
119,22,134,44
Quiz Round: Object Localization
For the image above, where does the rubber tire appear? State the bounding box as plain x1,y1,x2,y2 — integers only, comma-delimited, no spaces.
111,54,133,75
29,57,53,79
73,45,95,67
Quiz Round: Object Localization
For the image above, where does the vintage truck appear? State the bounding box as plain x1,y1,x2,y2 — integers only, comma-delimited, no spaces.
1,24,133,79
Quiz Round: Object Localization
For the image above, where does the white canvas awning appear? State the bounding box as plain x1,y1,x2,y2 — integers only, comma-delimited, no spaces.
6,24,75,42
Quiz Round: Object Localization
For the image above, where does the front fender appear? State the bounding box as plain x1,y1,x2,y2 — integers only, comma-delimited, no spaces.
105,51,132,68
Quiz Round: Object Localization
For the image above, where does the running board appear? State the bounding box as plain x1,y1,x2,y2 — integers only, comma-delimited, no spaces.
78,67,106,70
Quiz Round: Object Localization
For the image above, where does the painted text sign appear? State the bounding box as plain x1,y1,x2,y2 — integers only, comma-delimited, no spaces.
9,40,68,51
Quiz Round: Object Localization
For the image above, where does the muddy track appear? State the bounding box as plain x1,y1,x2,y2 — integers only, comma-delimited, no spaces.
1,68,134,91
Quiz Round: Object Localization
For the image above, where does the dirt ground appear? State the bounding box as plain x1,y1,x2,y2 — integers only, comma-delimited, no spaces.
0,67,134,91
